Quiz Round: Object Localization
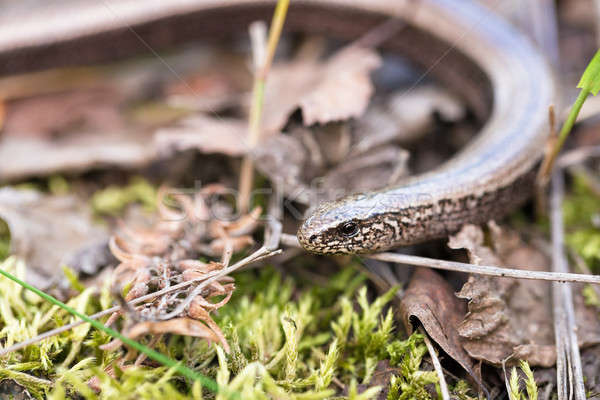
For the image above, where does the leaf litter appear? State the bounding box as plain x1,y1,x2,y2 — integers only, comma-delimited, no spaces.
0,187,111,290
1,7,596,399
448,222,600,367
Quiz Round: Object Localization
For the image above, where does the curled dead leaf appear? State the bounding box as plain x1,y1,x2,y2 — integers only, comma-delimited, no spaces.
261,45,381,134
400,268,478,381
298,47,381,126
450,223,600,367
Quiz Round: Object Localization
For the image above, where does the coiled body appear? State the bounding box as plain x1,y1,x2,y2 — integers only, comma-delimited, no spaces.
0,0,555,254
296,0,556,254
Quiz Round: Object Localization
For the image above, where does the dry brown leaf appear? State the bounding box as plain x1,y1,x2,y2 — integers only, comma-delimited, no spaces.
261,46,381,134
0,188,110,288
188,298,231,352
208,206,262,238
387,86,464,143
400,267,479,381
0,134,155,182
253,134,311,204
154,114,248,157
177,259,222,273
512,344,557,367
319,146,409,201
450,224,555,366
449,223,600,367
209,235,254,255
311,123,352,165
165,71,244,113
350,85,464,157
254,130,409,206
350,107,402,157
0,84,161,181
298,47,381,126
3,88,125,138
104,184,261,358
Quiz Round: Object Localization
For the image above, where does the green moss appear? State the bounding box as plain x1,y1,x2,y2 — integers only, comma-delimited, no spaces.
508,361,538,400
0,257,471,399
451,380,478,400
0,218,9,261
91,177,157,216
583,285,600,308
48,175,70,196
563,174,600,270
386,333,439,400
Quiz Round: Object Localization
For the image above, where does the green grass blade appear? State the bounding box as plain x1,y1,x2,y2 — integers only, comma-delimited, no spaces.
0,265,236,398
577,49,600,95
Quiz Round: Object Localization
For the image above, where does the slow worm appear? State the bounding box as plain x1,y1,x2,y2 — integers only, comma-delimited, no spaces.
0,0,556,254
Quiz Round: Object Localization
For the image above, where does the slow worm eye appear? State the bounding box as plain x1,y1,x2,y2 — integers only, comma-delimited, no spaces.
339,222,359,237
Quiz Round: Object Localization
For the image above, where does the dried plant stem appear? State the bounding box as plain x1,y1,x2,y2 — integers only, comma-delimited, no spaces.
237,0,290,213
419,326,450,400
0,246,280,356
535,105,557,217
278,233,600,283
282,233,600,283
550,171,586,400
0,100,5,130
367,252,600,284
539,89,589,184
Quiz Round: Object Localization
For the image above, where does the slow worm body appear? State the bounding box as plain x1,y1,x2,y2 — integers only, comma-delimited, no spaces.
298,0,556,254
0,0,555,254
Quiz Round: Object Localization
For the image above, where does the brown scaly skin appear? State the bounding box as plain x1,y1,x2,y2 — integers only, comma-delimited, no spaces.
297,168,537,254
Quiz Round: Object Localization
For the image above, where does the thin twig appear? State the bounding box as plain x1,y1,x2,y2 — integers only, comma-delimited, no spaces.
264,179,284,251
543,93,589,178
0,246,280,356
550,171,586,400
367,252,600,284
419,326,450,400
279,233,600,283
237,0,290,213
536,105,557,216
